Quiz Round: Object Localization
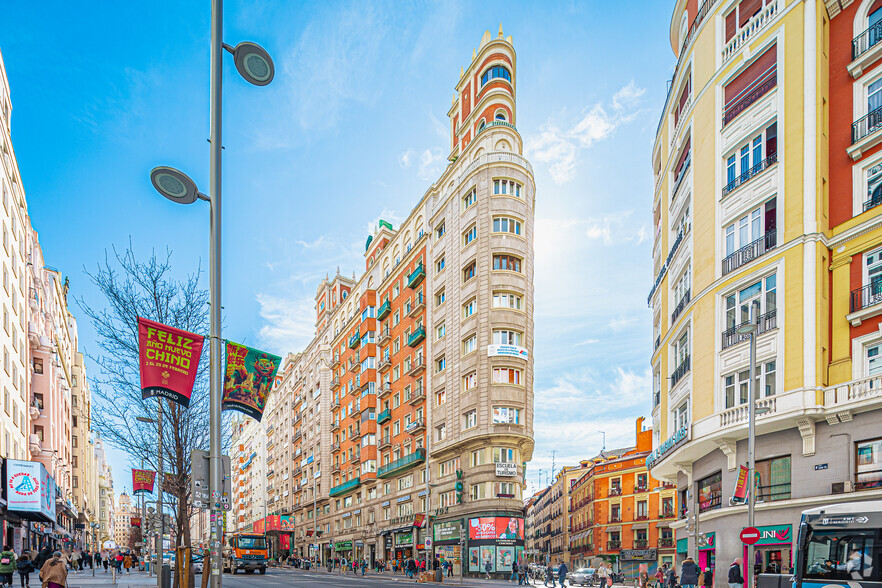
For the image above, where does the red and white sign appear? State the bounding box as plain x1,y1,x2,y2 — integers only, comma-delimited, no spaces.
740,527,761,545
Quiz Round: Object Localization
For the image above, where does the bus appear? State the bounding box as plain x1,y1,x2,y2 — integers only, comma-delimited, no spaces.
223,533,268,575
795,501,882,588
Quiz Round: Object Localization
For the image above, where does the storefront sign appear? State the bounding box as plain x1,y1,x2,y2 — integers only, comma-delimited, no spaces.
753,524,791,546
434,521,461,542
395,532,413,546
646,423,690,469
621,549,658,560
698,532,716,550
487,344,529,360
495,463,518,477
334,541,352,551
137,317,205,407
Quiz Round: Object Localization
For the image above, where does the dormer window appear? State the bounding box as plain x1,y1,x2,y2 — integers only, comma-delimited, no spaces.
480,65,511,86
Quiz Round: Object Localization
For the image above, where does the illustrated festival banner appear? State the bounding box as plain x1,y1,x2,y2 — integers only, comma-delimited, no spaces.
732,465,749,502
132,470,156,495
137,317,205,408
222,341,281,421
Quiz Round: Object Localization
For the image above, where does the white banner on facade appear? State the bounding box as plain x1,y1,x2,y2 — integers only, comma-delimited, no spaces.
487,344,528,360
495,463,518,477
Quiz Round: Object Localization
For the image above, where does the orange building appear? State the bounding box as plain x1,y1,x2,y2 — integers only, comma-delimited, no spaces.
568,419,677,576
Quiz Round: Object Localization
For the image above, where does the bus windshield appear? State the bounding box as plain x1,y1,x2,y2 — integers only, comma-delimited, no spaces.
236,536,267,550
802,528,881,582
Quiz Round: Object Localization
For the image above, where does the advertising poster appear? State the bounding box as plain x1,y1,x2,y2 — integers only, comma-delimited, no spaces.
7,460,42,512
132,470,156,495
280,535,290,550
480,546,496,572
434,521,461,542
497,546,515,569
468,517,525,542
222,341,281,421
280,516,296,531
137,317,205,407
469,547,481,572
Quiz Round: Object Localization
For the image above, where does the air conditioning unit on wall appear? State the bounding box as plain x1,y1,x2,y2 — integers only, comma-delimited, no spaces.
831,481,854,494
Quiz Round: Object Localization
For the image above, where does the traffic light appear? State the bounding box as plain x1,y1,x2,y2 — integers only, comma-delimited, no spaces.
455,469,464,504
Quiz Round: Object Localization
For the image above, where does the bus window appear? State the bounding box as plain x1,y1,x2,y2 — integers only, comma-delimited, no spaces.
803,530,881,582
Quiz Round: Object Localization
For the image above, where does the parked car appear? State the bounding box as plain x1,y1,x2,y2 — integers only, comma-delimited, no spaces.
570,568,597,586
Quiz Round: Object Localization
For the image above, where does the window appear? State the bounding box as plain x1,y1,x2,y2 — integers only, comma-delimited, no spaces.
435,288,445,307
436,222,445,239
481,65,511,85
33,358,43,374
492,254,521,272
723,124,777,195
493,179,522,197
462,298,476,318
436,424,446,441
674,401,689,430
673,331,689,368
492,291,522,310
435,356,446,373
493,447,516,463
856,438,882,490
492,217,522,235
436,256,445,273
723,44,777,126
463,189,477,210
463,372,477,391
725,274,777,331
492,407,520,424
755,455,791,500
436,322,446,340
435,390,446,406
492,367,521,385
463,410,477,429
802,528,882,582
463,261,476,282
462,334,477,355
724,198,776,257
492,329,522,346
470,483,487,500
697,472,722,513
463,225,477,246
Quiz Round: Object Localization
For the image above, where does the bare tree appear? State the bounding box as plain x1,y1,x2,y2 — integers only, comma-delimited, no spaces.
78,244,209,587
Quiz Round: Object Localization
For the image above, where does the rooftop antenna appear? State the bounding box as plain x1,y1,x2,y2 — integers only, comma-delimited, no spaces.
551,450,557,480
600,431,606,453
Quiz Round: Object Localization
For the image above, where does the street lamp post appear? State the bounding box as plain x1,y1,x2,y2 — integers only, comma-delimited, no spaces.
137,409,163,584
148,3,273,586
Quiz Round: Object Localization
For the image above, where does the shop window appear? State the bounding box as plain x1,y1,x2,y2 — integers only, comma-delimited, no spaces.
856,437,882,490
697,472,722,513
755,455,791,501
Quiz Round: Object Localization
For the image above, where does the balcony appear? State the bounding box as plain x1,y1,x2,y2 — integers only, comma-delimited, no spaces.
379,382,392,399
405,418,426,434
406,358,425,377
349,333,360,349
377,300,392,320
670,289,691,325
349,427,362,441
659,509,676,519
607,541,621,551
659,537,675,549
721,309,777,350
722,0,780,63
378,436,392,450
331,442,340,452
331,377,341,390
852,106,882,161
407,263,425,289
351,450,361,465
852,282,882,314
406,293,425,318
349,358,360,373
378,326,391,344
723,69,777,127
722,153,777,198
608,487,622,497
331,353,340,368
331,463,341,474
377,408,391,424
608,515,622,524
634,514,649,522
329,477,361,497
407,386,426,405
377,448,426,478
378,355,391,372
671,153,691,202
331,398,340,410
670,355,691,388
293,431,302,441
721,231,776,276
407,326,426,347
633,539,649,549
331,421,340,432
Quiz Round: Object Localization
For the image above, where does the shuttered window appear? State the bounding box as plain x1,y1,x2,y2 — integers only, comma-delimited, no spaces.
675,77,691,126
738,0,762,26
675,137,692,177
725,11,737,42
723,44,777,125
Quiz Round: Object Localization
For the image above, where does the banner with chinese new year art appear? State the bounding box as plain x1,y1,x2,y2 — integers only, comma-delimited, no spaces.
222,341,281,421
732,465,749,502
137,317,205,408
131,517,141,528
132,470,156,495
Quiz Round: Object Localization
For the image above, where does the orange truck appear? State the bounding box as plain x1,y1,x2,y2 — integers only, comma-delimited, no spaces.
223,534,268,574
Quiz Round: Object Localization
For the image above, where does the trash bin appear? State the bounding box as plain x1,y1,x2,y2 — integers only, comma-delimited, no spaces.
160,564,171,588
435,568,443,582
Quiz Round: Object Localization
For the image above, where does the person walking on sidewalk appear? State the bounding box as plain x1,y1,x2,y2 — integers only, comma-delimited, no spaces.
16,553,34,588
545,562,554,587
728,559,745,588
518,560,528,586
38,552,66,588
485,559,493,580
680,557,700,588
558,561,569,587
0,546,17,588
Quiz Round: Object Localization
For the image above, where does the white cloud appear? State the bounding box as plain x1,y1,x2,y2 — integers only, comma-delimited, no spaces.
398,151,413,168
256,293,317,354
526,80,647,184
418,148,445,181
573,338,599,347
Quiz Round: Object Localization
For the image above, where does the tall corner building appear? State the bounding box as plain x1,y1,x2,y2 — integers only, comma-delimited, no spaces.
649,0,882,572
250,27,535,575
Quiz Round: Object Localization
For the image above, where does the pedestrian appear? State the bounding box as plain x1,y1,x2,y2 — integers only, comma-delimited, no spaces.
728,559,744,588
16,553,34,588
655,565,666,588
447,559,454,577
598,563,609,587
558,560,568,587
485,558,493,580
92,551,100,572
519,560,528,586
0,546,17,588
639,567,650,588
408,557,418,579
701,568,713,588
31,550,49,576
545,562,554,587
680,557,700,588
38,552,67,588
123,553,132,574
512,558,519,582
667,565,678,588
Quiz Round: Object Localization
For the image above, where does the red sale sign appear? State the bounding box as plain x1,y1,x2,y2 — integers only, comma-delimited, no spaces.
138,317,205,408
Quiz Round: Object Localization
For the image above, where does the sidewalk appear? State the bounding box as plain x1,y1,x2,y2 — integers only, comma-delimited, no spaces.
68,569,157,587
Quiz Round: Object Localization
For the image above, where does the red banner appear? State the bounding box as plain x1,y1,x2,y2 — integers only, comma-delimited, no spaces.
132,470,156,495
280,535,290,550
131,517,141,527
732,465,749,502
253,519,264,534
137,317,205,408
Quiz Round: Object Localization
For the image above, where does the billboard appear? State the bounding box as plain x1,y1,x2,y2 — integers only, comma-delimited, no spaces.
280,516,296,531
137,317,205,407
468,517,524,541
7,460,55,521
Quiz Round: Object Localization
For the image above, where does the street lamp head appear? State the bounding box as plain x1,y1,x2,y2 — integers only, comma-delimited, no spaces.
736,323,757,335
150,166,201,205
231,42,274,86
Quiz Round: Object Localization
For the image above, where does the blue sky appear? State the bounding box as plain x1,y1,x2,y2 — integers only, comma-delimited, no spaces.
0,1,675,498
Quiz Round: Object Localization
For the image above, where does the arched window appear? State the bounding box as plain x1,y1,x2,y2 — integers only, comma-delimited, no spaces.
495,112,507,121
478,120,486,132
481,65,511,86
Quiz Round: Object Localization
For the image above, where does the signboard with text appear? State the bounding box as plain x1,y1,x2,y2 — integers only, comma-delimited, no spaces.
132,470,156,495
137,317,205,407
487,344,529,360
495,463,518,477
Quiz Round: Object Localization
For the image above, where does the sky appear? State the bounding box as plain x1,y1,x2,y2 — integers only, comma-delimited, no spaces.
0,0,676,500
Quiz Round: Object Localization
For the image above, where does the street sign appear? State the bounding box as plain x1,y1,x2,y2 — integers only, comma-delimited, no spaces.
740,527,761,545
191,449,231,510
